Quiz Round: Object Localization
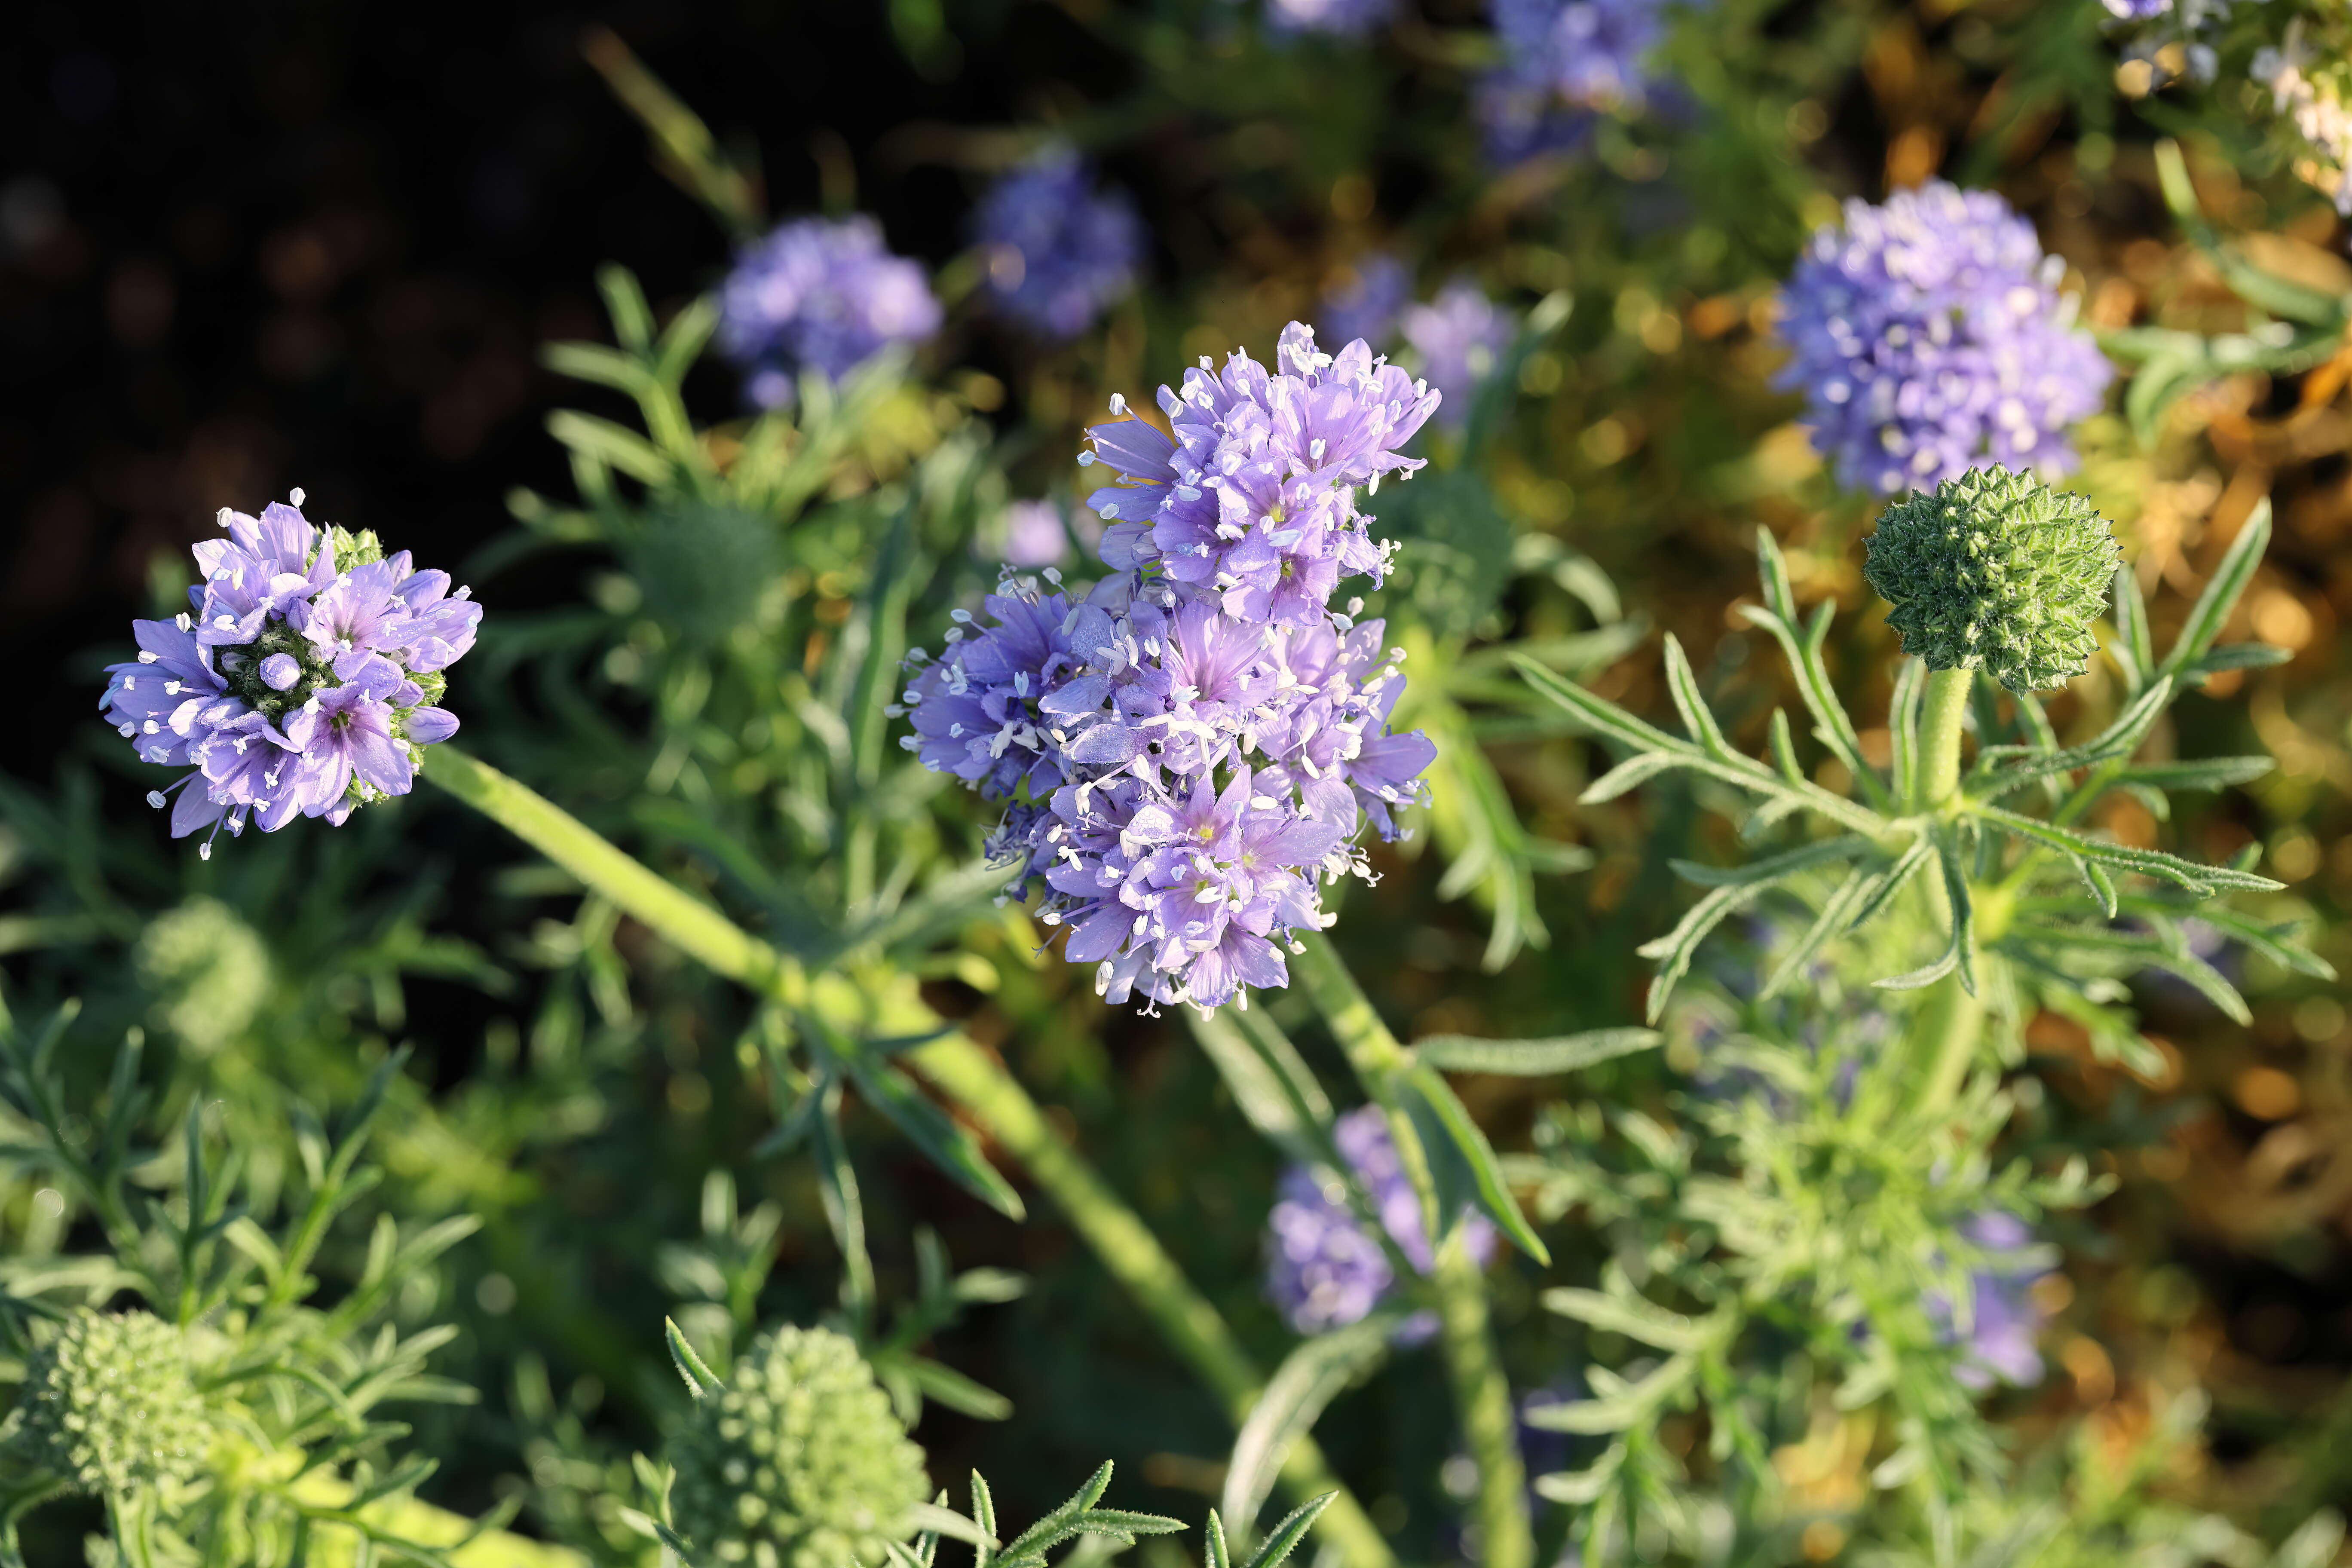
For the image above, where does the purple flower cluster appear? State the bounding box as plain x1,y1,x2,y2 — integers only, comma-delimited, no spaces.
1776,181,2113,496
1262,0,1396,35
902,323,1442,1011
974,150,1144,340
2104,0,2171,17
1475,0,1700,160
1929,1212,2052,1390
1266,1106,1498,1335
101,493,478,857
1491,0,1681,111
1318,255,1412,351
1401,282,1511,426
717,216,943,410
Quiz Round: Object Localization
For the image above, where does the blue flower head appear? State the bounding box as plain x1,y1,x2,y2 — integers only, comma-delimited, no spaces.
1266,1106,1498,1336
1401,281,1510,426
102,491,480,858
1318,254,1412,350
1928,1212,2053,1389
718,215,941,409
1262,0,1396,36
902,323,1442,1012
1775,181,2113,496
974,149,1144,340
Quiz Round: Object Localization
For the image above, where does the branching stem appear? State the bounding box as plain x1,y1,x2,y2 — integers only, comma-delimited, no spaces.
1292,930,1534,1568
423,749,1393,1568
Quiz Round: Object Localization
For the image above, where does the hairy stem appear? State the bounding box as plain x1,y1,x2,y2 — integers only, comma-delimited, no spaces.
1913,665,1974,813
1291,929,1534,1568
424,750,1393,1568
1903,668,1982,1119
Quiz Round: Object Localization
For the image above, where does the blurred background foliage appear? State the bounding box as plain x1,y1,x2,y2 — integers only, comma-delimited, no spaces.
3,0,2352,1563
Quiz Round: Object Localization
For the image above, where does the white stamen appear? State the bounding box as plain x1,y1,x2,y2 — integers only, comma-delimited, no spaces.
290,487,305,505
138,650,159,663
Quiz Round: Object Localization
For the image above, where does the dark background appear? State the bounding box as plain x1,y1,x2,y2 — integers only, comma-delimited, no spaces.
0,1,1127,780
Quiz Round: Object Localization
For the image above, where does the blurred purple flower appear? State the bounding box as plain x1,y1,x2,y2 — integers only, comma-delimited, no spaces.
1493,0,1676,110
998,499,1074,568
718,215,941,409
1267,1106,1499,1335
2104,0,2170,16
1401,282,1510,425
1265,0,1396,35
102,492,477,856
1774,180,2113,495
1319,254,1412,349
1928,1212,2052,1389
974,149,1144,340
1475,72,1599,167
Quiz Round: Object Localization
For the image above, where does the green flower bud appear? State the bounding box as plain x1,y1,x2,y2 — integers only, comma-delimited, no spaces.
1862,466,2120,694
133,897,271,1057
667,1325,928,1568
15,1308,208,1494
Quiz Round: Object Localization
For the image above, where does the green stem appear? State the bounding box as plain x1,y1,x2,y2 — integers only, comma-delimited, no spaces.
423,750,1393,1568
1912,665,1973,814
1291,931,1534,1568
1902,668,1981,1120
912,1040,1393,1568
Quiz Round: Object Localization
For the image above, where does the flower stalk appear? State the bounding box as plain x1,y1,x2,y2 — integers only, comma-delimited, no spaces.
423,747,1393,1568
1291,929,1535,1568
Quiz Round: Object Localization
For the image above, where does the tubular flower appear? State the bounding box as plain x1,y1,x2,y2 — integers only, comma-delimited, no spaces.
666,1326,929,1568
973,148,1145,340
1265,1106,1498,1336
901,322,1441,1012
718,215,942,409
1862,466,2119,694
1776,181,2113,496
101,491,478,857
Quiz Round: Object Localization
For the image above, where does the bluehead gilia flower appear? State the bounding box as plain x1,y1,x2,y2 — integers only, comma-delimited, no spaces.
1401,282,1510,426
1775,181,2113,496
1491,0,1686,111
1262,0,1397,36
1929,1212,2053,1389
901,323,1441,1012
974,148,1145,340
1266,1106,1498,1336
1318,254,1412,352
101,492,478,857
718,215,943,409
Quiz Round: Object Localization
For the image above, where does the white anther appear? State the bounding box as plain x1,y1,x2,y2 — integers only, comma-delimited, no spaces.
138,650,159,663
290,487,306,505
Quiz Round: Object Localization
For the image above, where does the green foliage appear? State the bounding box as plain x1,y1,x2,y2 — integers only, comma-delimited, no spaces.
1514,519,2327,1033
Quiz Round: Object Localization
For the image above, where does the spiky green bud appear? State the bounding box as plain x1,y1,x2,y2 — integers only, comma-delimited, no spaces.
1862,466,2120,694
667,1325,928,1568
134,897,271,1057
15,1309,208,1494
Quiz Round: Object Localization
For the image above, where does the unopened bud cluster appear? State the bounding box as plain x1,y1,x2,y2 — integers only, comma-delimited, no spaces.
14,1308,208,1495
666,1325,928,1568
1863,466,2119,695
